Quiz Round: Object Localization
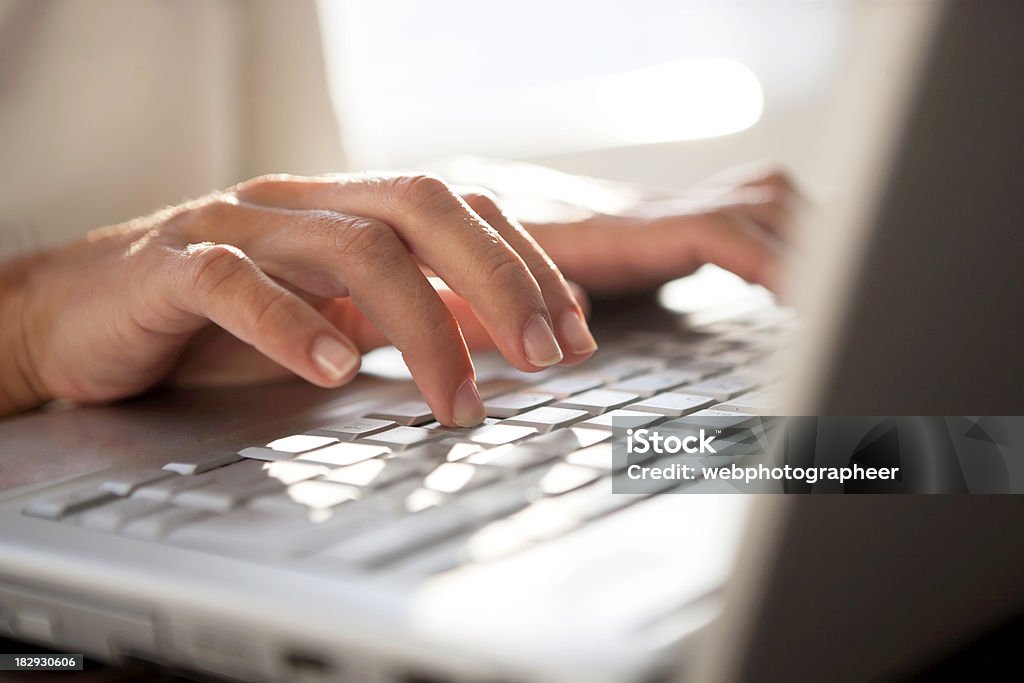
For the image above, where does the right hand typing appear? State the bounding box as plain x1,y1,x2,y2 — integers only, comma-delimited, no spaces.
0,173,596,424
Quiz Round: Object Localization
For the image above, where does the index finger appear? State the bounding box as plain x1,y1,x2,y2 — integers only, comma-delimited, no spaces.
234,174,565,371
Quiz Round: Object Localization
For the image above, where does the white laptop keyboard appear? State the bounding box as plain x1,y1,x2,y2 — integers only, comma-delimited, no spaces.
22,309,793,578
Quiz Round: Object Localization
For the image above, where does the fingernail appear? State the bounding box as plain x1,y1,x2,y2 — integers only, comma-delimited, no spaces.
559,309,598,355
452,378,486,427
311,335,358,382
522,314,563,367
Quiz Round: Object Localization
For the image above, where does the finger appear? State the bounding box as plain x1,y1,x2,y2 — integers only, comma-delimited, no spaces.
738,168,799,197
688,211,784,292
713,191,792,241
160,242,361,388
320,278,592,357
232,173,566,371
206,203,486,427
317,289,499,354
559,211,781,293
458,187,597,364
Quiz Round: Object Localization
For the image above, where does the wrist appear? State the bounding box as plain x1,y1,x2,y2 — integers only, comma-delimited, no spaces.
0,254,51,416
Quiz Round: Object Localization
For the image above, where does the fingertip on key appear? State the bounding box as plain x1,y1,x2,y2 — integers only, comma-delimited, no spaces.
559,309,598,356
452,377,486,427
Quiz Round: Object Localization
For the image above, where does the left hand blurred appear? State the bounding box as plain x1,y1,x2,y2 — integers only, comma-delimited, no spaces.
461,165,798,295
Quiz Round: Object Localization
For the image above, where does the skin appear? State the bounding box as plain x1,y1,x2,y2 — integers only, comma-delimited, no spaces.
0,167,796,425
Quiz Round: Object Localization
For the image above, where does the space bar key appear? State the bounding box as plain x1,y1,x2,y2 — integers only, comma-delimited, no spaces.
317,506,473,568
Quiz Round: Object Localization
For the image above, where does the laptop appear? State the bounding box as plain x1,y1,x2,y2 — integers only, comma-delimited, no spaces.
2,2,1023,681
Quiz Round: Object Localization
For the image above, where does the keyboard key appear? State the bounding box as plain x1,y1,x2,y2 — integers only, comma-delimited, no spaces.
386,484,446,514
294,442,389,467
714,389,782,414
467,425,606,471
422,417,499,433
423,462,502,494
630,393,714,417
318,505,477,567
566,444,613,471
475,378,529,398
99,469,176,496
402,439,483,463
171,459,325,513
465,424,538,446
377,534,471,577
550,480,649,521
466,443,556,470
263,461,331,485
683,374,758,401
577,409,662,430
360,426,442,449
285,480,361,509
579,356,665,381
683,409,747,418
163,452,241,475
672,359,733,380
77,498,168,533
517,426,611,452
532,376,603,399
321,458,422,488
483,392,555,418
502,406,590,432
535,463,601,496
136,460,265,503
165,510,330,558
246,493,319,516
555,389,639,415
23,487,117,521
168,507,388,560
121,506,212,540
609,370,694,397
647,340,703,359
710,350,759,367
368,401,435,426
465,509,564,563
132,474,210,503
238,446,293,462
566,443,655,472
666,411,761,431
265,434,338,453
452,478,535,520
172,478,284,513
309,417,395,440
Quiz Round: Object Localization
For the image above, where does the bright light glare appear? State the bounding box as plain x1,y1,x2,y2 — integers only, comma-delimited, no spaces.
402,58,763,160
502,58,765,151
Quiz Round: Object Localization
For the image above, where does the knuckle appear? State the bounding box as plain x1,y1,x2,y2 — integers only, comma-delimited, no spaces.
248,287,292,336
386,173,453,213
422,309,461,346
188,243,249,295
236,173,301,192
762,168,795,193
480,248,530,290
233,173,309,202
461,189,502,221
332,216,397,265
532,254,566,287
191,195,238,226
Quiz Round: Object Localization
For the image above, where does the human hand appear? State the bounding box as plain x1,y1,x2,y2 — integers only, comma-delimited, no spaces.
518,166,798,294
0,173,596,424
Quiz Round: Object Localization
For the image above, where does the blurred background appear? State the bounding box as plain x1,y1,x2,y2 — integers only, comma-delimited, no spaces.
0,0,859,259
318,0,843,195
